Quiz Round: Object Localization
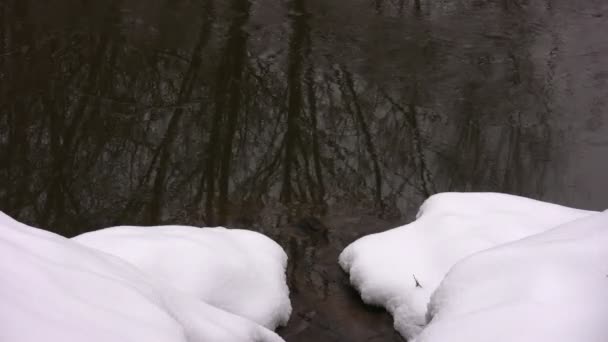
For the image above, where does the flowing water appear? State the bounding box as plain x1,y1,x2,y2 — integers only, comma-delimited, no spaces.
1,0,607,340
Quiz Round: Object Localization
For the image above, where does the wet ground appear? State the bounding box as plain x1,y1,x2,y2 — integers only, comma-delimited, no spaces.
1,0,607,340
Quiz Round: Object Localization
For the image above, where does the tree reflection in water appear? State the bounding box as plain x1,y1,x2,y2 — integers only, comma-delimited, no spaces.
1,0,607,340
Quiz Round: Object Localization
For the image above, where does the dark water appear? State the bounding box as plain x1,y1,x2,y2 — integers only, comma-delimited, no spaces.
1,0,607,340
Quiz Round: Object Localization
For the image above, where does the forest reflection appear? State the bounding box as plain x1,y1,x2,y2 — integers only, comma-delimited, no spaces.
1,0,606,238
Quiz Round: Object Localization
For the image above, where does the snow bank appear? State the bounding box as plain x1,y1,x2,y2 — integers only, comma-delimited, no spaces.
0,212,285,342
416,210,608,342
339,192,595,339
73,225,291,329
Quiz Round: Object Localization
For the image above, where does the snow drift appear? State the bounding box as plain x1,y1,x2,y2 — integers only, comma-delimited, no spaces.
339,192,597,339
0,212,288,342
73,225,291,329
416,210,608,342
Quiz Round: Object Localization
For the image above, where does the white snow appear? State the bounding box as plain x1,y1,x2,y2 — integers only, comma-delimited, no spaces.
5,191,605,342
73,225,291,329
416,210,608,342
339,192,597,339
0,212,287,342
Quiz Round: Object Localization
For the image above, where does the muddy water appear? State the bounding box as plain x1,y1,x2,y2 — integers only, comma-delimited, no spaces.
1,0,607,340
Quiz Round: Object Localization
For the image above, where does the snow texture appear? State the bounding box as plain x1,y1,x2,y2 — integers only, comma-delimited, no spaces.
339,192,596,339
0,212,286,342
416,210,608,342
73,225,291,329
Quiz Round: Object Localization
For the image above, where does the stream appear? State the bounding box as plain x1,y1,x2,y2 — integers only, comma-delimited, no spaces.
1,0,607,340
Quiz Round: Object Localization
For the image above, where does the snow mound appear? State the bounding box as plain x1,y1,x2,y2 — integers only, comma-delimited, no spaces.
339,192,595,339
0,212,285,342
416,210,608,342
73,225,291,329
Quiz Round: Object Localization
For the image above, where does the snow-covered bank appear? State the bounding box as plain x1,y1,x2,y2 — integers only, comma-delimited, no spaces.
416,210,608,342
0,212,288,342
339,193,597,339
73,225,291,329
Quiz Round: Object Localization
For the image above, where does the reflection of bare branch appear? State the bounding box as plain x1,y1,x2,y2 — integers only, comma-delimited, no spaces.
306,66,325,203
380,89,434,196
126,0,215,223
282,0,308,204
340,67,384,208
203,0,249,225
